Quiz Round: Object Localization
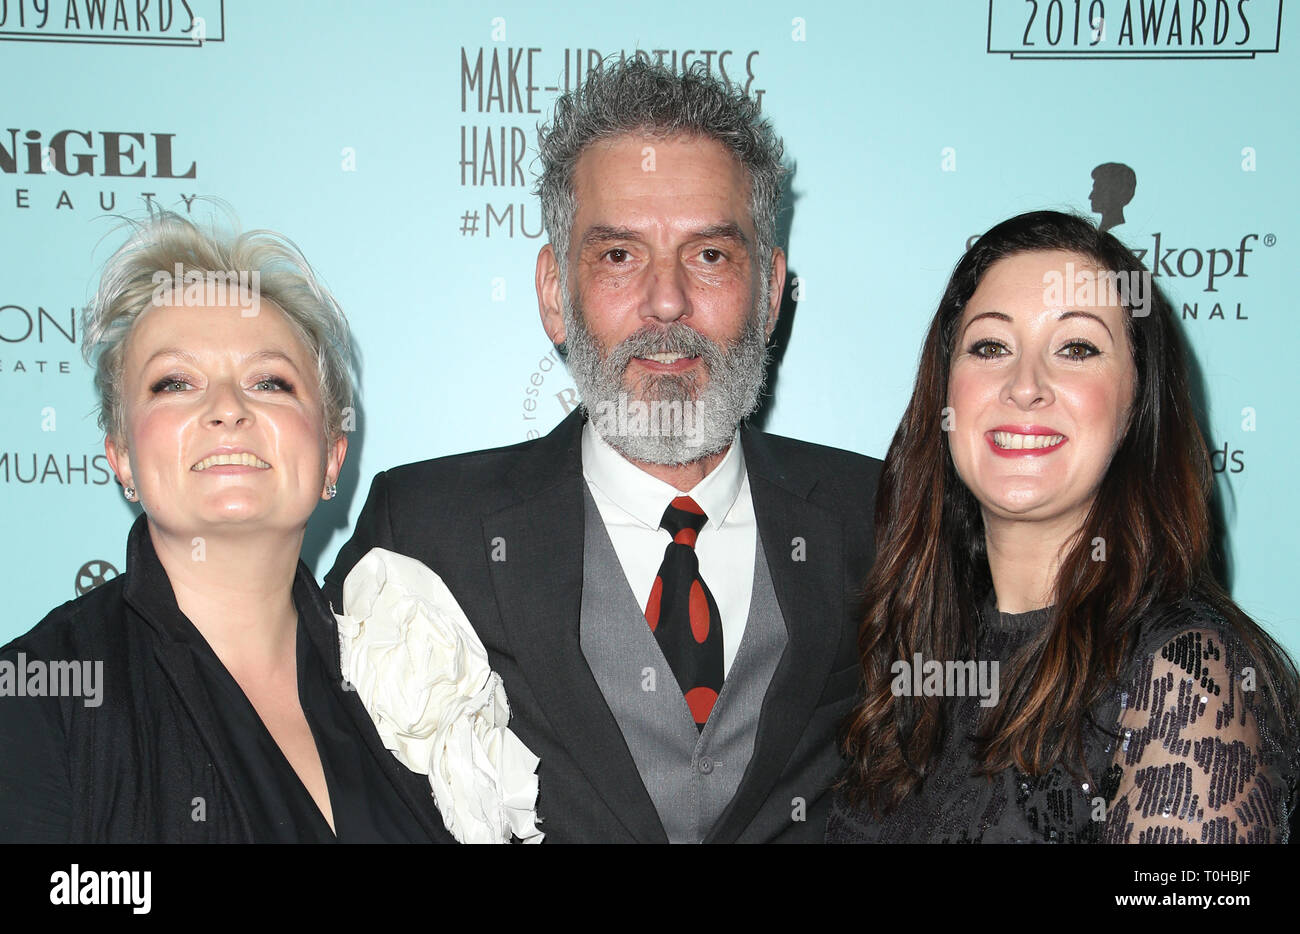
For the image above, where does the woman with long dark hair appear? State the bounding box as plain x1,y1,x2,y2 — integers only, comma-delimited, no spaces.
830,210,1298,843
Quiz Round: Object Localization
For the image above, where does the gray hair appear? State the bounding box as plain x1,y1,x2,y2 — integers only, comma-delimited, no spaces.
82,208,355,443
535,57,787,291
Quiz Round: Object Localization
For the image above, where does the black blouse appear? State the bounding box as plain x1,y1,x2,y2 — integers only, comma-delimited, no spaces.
827,594,1299,843
178,609,429,843
0,515,454,843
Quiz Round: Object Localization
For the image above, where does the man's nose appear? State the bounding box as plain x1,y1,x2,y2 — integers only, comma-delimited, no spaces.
643,255,690,323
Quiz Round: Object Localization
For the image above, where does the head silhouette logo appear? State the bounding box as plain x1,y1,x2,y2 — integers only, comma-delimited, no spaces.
1089,163,1137,232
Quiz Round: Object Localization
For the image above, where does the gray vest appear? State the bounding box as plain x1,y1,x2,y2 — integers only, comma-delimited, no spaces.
579,484,788,843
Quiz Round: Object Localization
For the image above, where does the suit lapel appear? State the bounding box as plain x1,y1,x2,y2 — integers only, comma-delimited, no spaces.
706,428,845,843
484,409,667,843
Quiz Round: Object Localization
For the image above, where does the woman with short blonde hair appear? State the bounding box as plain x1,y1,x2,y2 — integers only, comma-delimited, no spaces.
0,209,452,843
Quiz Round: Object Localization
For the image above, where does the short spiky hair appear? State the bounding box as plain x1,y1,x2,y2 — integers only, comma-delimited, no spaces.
535,57,786,288
82,208,355,444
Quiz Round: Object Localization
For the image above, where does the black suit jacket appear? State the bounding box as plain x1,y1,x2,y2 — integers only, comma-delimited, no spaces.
324,409,881,842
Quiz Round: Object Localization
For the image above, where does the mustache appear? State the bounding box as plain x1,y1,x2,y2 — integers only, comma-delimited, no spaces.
604,323,724,376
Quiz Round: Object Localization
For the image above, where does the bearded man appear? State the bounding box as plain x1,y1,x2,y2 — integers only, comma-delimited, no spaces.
325,59,881,843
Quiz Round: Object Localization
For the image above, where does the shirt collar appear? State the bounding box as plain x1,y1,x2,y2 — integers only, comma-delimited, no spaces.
121,513,330,657
581,419,745,531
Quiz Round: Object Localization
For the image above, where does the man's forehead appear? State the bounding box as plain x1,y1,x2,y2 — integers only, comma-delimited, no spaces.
569,132,754,232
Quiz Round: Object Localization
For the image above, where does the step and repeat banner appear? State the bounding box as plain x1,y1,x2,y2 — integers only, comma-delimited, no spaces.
1,1,1296,655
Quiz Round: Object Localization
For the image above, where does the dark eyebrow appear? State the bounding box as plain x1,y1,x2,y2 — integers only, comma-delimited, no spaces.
693,222,751,248
580,225,644,248
1057,309,1114,340
578,222,752,249
960,311,1010,340
960,309,1115,342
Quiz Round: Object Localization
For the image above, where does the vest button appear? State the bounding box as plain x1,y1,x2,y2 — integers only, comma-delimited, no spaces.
698,756,714,775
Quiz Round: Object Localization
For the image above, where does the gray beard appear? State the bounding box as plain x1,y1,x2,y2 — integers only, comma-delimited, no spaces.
561,292,771,466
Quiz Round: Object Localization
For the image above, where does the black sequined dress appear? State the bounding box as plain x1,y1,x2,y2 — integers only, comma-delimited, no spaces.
827,594,1299,843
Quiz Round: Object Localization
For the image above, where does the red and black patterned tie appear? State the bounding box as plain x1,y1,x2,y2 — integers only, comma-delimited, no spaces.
644,495,723,730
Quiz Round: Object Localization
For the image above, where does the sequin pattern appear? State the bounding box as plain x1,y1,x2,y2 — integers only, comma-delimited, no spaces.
1100,620,1291,844
827,596,1298,844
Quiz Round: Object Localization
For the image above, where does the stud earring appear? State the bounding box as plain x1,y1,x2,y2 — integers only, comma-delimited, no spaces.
324,481,337,500
124,486,137,502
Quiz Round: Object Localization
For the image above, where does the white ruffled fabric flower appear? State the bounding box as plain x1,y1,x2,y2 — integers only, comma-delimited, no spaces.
335,547,543,843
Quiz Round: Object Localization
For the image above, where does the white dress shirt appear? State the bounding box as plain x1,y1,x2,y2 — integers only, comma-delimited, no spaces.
581,421,757,677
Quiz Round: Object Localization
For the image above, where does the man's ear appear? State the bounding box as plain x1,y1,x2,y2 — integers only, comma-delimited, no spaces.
537,243,567,347
104,435,133,493
764,246,787,341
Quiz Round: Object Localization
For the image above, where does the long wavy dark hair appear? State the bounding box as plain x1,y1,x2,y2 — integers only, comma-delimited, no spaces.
840,210,1298,815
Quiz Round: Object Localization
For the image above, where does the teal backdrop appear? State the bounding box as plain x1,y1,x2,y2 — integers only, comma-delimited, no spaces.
1,1,1295,658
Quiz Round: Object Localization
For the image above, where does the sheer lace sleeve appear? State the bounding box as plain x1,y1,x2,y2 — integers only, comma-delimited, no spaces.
1100,621,1298,843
